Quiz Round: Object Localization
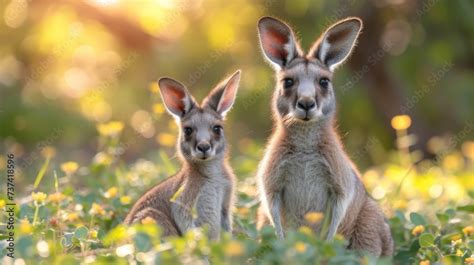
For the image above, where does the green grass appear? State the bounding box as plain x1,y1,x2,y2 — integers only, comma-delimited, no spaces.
0,126,473,265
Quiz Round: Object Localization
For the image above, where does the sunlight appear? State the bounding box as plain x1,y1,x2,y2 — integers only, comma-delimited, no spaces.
1,1,472,264
89,0,119,7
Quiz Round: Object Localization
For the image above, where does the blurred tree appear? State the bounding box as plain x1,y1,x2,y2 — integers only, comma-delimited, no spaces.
0,0,473,169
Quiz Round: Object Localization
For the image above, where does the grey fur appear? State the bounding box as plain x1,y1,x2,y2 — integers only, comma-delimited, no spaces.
124,71,241,241
256,16,393,257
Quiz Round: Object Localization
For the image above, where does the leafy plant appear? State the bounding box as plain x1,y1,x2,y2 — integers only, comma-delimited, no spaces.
0,120,473,264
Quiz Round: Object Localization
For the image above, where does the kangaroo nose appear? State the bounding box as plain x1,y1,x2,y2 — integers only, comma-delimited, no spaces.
196,143,211,153
297,99,316,111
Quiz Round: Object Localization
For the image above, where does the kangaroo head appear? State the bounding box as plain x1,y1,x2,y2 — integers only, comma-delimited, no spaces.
257,17,362,125
158,70,241,162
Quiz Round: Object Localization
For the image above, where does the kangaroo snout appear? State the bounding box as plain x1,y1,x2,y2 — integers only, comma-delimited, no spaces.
295,96,318,121
196,142,211,154
296,98,316,111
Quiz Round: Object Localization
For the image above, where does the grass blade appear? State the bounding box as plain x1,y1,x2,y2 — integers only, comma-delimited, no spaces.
34,157,50,189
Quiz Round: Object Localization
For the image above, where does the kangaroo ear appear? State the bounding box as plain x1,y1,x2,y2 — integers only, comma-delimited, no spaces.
158,78,195,118
258,17,301,70
309,17,362,71
203,70,241,117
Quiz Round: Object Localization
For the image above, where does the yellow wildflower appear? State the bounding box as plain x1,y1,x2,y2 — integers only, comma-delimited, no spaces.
157,133,176,147
237,207,250,218
412,225,425,236
294,242,307,253
40,146,56,158
104,187,118,199
462,141,474,161
89,230,98,239
443,153,464,171
48,192,66,204
465,255,474,264
463,226,474,236
20,219,32,234
93,152,113,165
419,260,430,265
149,82,159,93
61,161,79,175
141,217,156,225
304,212,324,224
0,199,5,208
89,203,106,216
457,249,464,256
452,238,462,246
152,103,165,115
66,212,79,222
97,121,124,137
394,199,407,209
391,115,412,130
31,192,47,204
298,226,313,236
120,196,132,205
224,240,244,257
452,234,462,241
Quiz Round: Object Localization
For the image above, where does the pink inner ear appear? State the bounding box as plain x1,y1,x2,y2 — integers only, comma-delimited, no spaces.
218,77,238,113
326,26,352,44
163,85,185,113
262,27,289,60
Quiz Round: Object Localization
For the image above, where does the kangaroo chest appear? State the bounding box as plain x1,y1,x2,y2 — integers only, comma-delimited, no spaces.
196,181,225,205
194,178,228,219
280,152,331,227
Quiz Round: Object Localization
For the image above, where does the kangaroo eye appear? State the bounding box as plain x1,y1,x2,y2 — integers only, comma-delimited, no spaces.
183,127,193,136
283,78,294,89
213,125,222,135
319,78,330,89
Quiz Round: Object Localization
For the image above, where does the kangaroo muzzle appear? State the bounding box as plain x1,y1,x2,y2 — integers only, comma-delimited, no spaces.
294,95,318,121
195,141,213,159
296,98,316,111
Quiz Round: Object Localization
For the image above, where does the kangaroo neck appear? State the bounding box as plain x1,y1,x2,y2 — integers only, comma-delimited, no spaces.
277,118,336,150
182,157,226,179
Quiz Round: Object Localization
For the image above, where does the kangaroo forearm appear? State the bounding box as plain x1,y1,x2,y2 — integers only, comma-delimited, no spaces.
221,184,234,233
221,208,232,232
326,196,350,240
171,202,194,234
195,214,220,240
222,218,232,233
269,192,285,239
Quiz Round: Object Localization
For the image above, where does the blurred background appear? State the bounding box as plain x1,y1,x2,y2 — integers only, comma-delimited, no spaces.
0,0,473,189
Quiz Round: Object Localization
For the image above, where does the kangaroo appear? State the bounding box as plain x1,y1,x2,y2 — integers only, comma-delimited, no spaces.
124,70,241,241
255,17,393,256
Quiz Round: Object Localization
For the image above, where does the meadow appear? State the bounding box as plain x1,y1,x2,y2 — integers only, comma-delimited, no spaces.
0,0,473,264
1,116,473,265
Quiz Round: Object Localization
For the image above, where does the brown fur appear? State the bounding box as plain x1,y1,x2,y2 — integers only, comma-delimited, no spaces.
124,161,235,239
256,17,393,256
124,71,241,241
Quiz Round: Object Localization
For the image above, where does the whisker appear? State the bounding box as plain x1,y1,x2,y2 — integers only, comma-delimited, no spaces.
282,114,297,127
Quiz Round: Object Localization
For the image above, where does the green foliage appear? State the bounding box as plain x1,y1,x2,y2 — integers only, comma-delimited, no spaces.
0,133,473,264
0,3,473,264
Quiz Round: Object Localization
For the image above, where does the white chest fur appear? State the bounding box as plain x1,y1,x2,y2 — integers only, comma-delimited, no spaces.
195,180,226,214
193,178,228,238
279,151,331,228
